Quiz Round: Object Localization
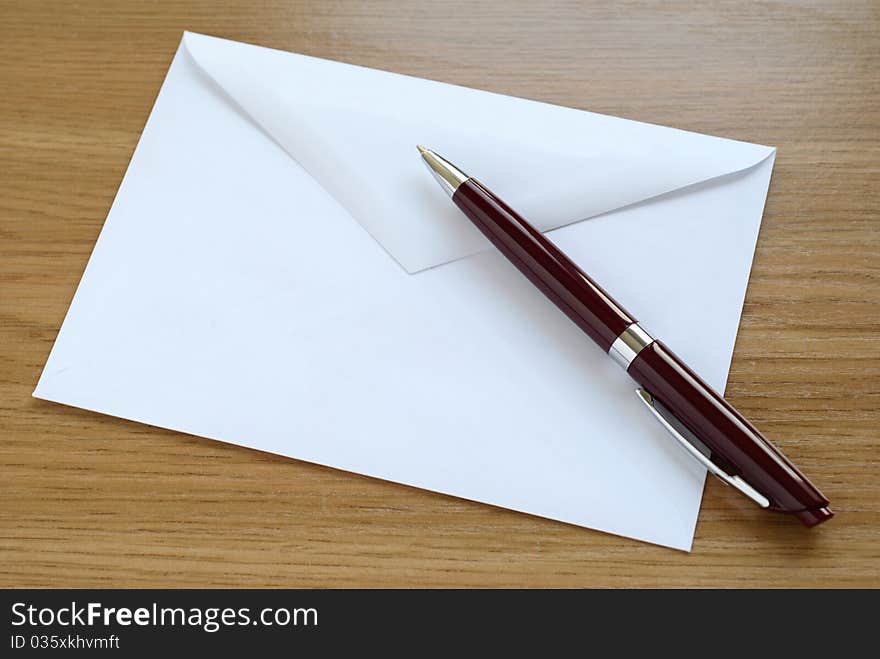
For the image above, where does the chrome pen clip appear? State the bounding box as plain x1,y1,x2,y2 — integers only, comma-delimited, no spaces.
635,388,770,508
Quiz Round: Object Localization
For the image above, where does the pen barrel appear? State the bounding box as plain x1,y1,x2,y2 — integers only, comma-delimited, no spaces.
452,176,831,526
452,178,635,352
627,341,832,525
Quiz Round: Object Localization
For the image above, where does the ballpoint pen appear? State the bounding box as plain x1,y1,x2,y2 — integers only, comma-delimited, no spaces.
417,145,832,526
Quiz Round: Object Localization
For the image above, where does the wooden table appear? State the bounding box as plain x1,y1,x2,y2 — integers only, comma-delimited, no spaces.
2,1,878,588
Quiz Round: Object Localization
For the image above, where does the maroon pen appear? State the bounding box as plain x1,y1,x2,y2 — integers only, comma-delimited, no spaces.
418,146,831,527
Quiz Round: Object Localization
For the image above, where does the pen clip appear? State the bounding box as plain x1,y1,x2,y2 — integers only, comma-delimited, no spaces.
635,388,770,508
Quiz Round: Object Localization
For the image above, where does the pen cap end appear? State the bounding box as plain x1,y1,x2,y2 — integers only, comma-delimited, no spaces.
794,506,834,527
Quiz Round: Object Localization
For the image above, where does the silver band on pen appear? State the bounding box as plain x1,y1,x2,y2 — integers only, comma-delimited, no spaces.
608,322,654,370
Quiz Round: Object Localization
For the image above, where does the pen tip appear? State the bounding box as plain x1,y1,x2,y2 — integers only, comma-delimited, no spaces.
417,145,429,156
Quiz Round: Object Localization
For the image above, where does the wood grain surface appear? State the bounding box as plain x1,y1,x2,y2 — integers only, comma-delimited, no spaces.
1,0,878,588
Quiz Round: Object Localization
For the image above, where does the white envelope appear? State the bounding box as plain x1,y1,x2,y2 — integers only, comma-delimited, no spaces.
34,32,775,551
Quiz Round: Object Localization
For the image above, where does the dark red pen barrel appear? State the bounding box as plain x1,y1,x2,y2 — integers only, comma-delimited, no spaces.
628,341,832,525
453,178,635,351
452,176,832,527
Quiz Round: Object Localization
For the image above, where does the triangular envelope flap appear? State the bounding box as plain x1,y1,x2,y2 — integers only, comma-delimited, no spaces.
183,32,774,273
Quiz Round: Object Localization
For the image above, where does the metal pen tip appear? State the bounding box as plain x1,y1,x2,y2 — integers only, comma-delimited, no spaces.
416,146,470,198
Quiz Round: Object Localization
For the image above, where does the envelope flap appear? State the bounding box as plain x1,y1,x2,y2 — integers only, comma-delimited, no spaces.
183,32,774,273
